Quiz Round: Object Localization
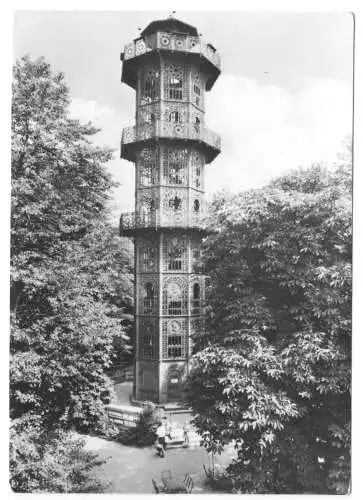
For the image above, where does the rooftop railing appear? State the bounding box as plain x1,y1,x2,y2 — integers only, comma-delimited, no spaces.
121,121,221,152
119,210,211,233
123,32,221,70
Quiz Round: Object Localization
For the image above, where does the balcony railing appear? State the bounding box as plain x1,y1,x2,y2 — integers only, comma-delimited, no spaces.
119,210,211,234
123,32,221,70
122,121,221,152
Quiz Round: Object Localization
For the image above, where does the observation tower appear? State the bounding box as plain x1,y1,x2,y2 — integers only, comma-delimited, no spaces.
119,16,221,403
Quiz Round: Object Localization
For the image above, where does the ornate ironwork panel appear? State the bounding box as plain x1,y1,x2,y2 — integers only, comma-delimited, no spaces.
162,318,188,360
162,276,188,316
162,234,188,273
137,274,159,315
138,318,158,359
137,235,158,273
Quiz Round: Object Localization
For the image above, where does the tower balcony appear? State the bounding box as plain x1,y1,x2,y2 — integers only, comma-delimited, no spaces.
119,210,211,236
121,121,221,164
122,31,220,91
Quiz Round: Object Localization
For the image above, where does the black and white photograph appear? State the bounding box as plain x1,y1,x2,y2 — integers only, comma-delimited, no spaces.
8,3,355,495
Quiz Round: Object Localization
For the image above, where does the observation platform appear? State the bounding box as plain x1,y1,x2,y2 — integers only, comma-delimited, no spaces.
121,30,220,91
119,211,212,237
121,121,221,164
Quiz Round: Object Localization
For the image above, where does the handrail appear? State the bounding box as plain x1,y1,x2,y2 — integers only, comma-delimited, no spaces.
123,32,221,70
122,121,221,152
119,210,211,232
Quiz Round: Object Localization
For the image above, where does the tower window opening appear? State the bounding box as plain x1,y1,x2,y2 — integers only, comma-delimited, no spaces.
167,335,182,358
169,196,182,211
169,165,183,185
142,245,155,271
143,76,158,102
143,282,155,314
140,164,155,186
194,84,201,107
142,334,154,358
168,77,183,100
194,199,200,212
140,197,156,226
169,111,181,123
168,247,182,270
165,282,186,316
192,282,201,315
163,148,187,185
194,84,201,96
139,147,159,186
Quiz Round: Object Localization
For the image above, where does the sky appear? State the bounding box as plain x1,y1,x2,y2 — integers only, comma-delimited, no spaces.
13,10,354,221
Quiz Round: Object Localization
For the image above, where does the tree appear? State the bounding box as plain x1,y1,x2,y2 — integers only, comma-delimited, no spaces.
10,54,134,491
185,151,351,493
10,415,108,493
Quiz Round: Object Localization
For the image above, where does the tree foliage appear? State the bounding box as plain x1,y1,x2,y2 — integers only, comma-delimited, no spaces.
10,56,133,491
185,151,351,493
10,415,108,493
116,405,161,447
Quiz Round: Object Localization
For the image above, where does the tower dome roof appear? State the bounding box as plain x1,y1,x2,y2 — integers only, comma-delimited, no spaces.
140,18,198,37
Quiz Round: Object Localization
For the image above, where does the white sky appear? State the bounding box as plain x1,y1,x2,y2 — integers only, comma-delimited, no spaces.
13,11,353,221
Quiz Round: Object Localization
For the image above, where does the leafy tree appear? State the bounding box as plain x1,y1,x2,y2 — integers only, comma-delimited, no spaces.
185,151,351,493
10,415,108,492
11,55,133,431
10,55,134,491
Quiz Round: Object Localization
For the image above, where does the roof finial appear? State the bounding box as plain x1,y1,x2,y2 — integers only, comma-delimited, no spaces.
169,10,176,18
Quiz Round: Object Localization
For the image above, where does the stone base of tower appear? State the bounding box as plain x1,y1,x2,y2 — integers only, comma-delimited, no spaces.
134,359,189,404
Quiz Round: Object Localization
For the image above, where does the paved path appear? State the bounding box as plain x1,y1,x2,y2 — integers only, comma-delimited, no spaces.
84,435,236,494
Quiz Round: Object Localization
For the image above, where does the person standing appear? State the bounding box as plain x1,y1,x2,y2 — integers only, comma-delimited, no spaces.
156,423,166,457
183,421,190,447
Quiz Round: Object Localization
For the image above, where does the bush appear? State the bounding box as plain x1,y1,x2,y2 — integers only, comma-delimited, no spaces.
116,405,161,447
10,416,108,493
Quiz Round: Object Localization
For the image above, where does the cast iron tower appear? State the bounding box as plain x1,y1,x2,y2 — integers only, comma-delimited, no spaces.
120,17,221,403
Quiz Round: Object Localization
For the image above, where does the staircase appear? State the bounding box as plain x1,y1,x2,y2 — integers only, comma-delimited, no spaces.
165,427,201,449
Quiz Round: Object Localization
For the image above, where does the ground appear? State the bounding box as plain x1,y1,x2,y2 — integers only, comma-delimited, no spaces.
84,381,236,493
84,434,236,494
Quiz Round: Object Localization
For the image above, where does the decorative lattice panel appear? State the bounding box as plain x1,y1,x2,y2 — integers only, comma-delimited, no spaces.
137,274,159,315
162,276,188,316
191,67,205,109
138,318,158,359
162,102,187,124
163,61,188,102
190,107,204,127
161,187,188,227
162,318,187,360
140,64,160,105
137,236,158,273
190,193,203,226
190,236,202,272
162,147,188,186
137,146,160,187
190,275,205,316
144,33,158,50
162,234,188,272
137,103,161,126
190,150,204,191
136,189,159,227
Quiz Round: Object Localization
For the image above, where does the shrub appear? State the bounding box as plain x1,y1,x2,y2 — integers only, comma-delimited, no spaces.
116,405,161,447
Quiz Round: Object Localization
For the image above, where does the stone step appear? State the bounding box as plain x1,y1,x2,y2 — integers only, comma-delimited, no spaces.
165,431,201,449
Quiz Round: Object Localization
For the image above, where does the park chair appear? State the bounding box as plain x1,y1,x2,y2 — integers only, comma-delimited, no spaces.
183,473,194,493
161,469,172,481
152,478,160,494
